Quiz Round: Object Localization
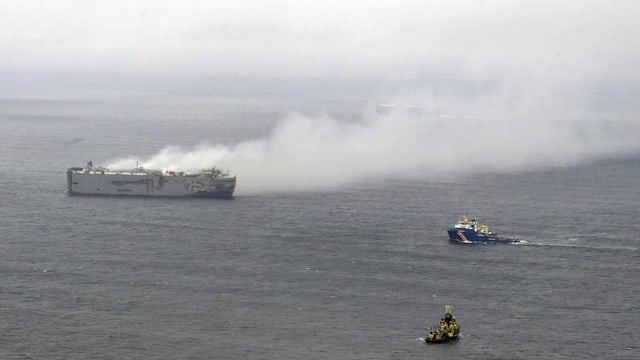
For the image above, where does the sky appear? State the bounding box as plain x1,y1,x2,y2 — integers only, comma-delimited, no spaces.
3,1,640,193
1,0,639,81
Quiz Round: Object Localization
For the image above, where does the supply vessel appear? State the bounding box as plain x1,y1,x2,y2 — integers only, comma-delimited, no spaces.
447,215,518,244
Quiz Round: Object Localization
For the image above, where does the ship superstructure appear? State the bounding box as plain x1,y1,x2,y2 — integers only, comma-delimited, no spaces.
67,161,236,198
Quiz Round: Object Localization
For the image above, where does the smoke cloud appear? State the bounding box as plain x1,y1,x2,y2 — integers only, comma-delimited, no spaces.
106,86,640,194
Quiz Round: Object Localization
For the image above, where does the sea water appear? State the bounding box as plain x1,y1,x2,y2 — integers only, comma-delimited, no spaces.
0,76,638,359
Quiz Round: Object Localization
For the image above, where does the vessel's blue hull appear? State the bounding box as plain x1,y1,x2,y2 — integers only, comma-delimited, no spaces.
447,228,517,244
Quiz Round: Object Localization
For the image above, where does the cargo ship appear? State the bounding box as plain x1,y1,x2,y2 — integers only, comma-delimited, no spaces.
447,215,518,244
67,161,236,198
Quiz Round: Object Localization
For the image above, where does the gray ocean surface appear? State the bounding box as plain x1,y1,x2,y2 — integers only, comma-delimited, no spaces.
1,76,639,359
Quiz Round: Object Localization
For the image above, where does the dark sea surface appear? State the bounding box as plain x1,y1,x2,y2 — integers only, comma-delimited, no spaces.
1,78,639,359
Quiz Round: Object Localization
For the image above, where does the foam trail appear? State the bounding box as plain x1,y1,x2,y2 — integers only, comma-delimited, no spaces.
106,101,640,195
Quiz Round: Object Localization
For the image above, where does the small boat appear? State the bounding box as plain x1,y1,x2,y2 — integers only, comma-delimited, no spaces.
424,305,460,344
447,215,519,244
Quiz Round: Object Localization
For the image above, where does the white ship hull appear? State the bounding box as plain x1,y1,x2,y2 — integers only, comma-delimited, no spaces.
67,166,235,198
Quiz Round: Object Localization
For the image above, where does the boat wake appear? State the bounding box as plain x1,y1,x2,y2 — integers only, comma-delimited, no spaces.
518,240,637,252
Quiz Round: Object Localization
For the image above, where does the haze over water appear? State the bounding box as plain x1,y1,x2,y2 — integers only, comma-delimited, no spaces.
2,1,640,358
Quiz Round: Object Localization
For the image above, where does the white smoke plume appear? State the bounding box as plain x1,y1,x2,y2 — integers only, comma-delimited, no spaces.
106,86,640,194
